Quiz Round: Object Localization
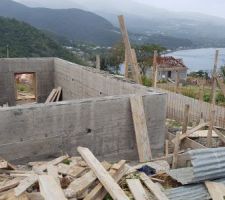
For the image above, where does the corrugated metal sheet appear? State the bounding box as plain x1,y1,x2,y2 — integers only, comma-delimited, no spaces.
169,147,225,184
165,178,225,200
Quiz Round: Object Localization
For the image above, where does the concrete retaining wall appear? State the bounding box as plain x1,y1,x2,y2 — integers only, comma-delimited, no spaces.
0,58,54,106
0,94,166,163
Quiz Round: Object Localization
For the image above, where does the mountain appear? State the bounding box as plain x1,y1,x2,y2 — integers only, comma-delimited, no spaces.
0,16,83,64
0,0,120,46
16,0,225,48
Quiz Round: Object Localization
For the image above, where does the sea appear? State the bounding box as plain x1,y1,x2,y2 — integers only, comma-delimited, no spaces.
166,48,225,73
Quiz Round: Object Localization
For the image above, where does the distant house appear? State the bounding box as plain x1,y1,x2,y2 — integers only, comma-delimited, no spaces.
155,56,188,81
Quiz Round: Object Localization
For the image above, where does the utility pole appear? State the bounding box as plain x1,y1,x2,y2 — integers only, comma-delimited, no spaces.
6,45,9,58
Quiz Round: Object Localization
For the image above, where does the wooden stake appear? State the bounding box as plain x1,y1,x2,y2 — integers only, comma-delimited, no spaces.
175,71,180,93
165,140,169,158
172,133,180,169
152,50,158,88
207,50,219,147
182,104,190,134
96,55,100,70
124,49,129,78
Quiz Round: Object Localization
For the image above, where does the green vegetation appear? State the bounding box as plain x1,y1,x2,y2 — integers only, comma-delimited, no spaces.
16,83,31,93
0,17,84,64
99,42,166,75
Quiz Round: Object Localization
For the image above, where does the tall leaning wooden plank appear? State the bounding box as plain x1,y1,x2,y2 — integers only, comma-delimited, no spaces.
130,95,152,162
118,15,142,84
77,147,129,200
39,175,67,200
127,179,149,200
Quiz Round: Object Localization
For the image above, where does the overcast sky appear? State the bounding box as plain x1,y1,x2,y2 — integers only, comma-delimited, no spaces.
14,0,225,19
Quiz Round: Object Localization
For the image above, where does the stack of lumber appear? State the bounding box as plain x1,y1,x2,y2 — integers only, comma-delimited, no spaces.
45,87,62,103
0,147,171,200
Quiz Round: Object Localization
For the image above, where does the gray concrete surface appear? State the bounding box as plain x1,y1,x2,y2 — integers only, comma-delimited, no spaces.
0,58,54,106
0,94,166,163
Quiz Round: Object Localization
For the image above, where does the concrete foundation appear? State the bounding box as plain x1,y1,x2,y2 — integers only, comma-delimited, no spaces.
0,58,167,163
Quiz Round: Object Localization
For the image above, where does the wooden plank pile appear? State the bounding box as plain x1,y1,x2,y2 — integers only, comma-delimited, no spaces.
45,87,62,103
0,147,172,200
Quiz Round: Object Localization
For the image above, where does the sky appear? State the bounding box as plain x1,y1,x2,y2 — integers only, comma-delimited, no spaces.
14,0,225,19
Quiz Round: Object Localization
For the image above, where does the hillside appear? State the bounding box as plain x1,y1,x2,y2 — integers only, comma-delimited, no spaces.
0,17,83,64
0,0,195,49
0,0,120,46
25,0,225,48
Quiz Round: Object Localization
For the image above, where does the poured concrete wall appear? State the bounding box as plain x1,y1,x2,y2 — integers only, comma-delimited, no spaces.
0,58,54,106
54,58,155,100
0,94,166,163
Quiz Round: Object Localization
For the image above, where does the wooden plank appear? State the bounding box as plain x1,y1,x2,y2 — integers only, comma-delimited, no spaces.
14,175,38,196
36,155,69,172
205,181,225,200
39,175,67,200
140,173,169,200
84,160,126,200
56,87,62,102
130,95,152,162
58,163,86,178
0,190,29,200
0,179,19,193
127,179,149,200
172,133,180,169
165,140,169,157
77,147,129,200
171,122,208,143
47,165,59,184
45,89,57,103
66,161,111,198
168,132,206,150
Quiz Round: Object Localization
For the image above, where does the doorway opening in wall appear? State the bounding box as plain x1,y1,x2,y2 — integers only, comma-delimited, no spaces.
14,72,37,105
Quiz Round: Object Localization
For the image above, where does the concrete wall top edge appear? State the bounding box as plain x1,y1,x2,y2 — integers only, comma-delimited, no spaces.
0,93,164,111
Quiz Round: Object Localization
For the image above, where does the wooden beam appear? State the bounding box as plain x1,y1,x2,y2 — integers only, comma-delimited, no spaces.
130,95,152,162
118,15,142,84
140,173,169,200
45,89,57,103
124,50,129,78
205,181,225,200
0,179,19,193
84,160,127,200
127,179,148,200
39,175,67,200
165,140,169,157
67,161,111,198
168,132,206,150
77,147,129,200
171,122,208,143
14,175,38,196
47,165,60,185
55,87,62,102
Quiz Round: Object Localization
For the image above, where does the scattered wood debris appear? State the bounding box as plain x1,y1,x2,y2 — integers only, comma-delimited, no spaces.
1,144,225,200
